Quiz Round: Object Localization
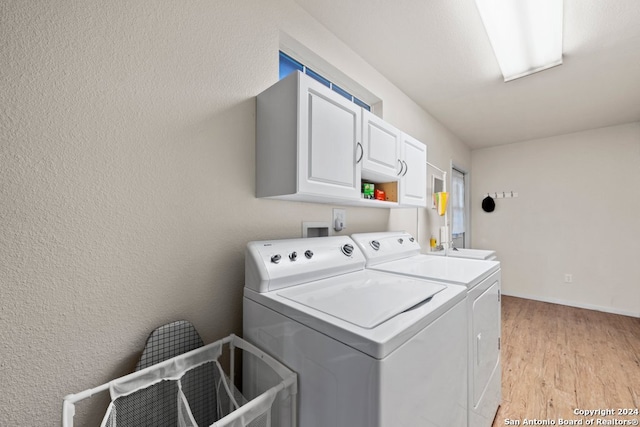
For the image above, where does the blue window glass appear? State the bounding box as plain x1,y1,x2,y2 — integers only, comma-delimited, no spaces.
279,51,303,80
278,51,371,110
305,68,331,88
331,84,352,101
354,97,371,111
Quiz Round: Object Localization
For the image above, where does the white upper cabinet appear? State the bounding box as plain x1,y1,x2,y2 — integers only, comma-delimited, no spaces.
398,133,427,207
256,71,361,202
256,71,427,208
361,110,402,182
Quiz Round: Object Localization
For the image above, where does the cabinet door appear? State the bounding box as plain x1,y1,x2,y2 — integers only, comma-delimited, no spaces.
361,110,402,182
298,76,362,200
399,133,427,207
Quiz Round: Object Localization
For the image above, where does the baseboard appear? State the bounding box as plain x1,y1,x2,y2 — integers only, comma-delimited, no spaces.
501,290,640,318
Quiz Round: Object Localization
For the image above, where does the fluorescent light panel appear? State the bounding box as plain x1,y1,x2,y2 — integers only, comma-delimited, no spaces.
475,0,563,82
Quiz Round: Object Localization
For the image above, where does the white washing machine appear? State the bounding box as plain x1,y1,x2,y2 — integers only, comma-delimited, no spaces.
243,236,469,427
351,232,502,427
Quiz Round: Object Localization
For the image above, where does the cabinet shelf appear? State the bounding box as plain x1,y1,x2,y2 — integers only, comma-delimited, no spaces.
358,198,399,208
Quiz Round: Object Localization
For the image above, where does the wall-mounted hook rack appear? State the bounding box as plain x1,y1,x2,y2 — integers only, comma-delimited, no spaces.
487,191,519,199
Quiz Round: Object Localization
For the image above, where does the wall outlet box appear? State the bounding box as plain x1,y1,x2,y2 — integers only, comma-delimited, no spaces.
303,222,330,238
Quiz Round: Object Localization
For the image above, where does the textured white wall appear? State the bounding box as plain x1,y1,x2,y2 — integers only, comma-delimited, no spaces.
0,1,467,424
471,122,640,316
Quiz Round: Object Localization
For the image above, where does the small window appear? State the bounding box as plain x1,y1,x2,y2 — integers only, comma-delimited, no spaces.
278,51,303,80
353,97,369,109
279,51,371,111
331,83,352,101
305,68,331,88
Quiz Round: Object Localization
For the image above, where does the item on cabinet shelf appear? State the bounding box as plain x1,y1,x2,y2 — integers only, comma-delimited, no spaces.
374,189,385,201
376,182,398,203
435,192,448,216
362,183,374,199
430,236,437,250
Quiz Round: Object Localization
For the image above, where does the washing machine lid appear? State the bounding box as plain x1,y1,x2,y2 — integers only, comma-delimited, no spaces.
373,255,499,288
277,271,446,329
244,269,466,358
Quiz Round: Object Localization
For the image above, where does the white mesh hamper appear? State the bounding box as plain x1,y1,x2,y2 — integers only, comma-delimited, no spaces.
63,335,297,427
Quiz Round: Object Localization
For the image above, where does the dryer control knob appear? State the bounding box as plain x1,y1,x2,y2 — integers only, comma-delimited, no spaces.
409,237,415,242
271,254,281,264
398,238,404,244
305,250,314,259
289,251,298,261
370,240,380,251
341,244,354,257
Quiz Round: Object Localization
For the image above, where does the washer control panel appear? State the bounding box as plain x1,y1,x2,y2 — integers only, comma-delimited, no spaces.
245,236,366,293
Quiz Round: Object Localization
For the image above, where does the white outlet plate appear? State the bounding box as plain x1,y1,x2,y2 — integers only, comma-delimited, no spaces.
332,208,346,232
564,274,573,283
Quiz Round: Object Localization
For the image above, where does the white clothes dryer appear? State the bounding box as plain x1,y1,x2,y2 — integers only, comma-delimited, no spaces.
243,236,468,427
351,232,502,427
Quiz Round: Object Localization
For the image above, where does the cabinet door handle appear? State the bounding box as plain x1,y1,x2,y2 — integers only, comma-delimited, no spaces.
356,142,364,164
402,160,408,176
397,159,404,176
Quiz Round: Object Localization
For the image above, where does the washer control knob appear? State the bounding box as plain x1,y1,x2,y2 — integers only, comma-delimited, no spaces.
305,250,314,259
271,254,281,264
409,237,415,242
341,244,354,257
370,240,380,251
289,251,298,261
398,238,404,244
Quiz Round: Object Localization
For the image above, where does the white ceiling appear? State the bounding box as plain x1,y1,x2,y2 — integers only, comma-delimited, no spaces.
295,0,640,149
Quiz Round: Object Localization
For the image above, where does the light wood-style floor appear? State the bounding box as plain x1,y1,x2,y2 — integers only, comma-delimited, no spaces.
493,296,640,426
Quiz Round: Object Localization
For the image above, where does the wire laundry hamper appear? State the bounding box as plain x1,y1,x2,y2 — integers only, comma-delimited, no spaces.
62,334,297,427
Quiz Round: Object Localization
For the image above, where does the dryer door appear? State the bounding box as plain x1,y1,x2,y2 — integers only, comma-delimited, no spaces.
472,278,501,406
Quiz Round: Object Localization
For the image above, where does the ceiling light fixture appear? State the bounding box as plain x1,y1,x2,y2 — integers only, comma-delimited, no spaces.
475,0,563,82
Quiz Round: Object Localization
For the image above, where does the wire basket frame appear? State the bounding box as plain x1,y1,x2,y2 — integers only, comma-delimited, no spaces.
62,334,297,427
